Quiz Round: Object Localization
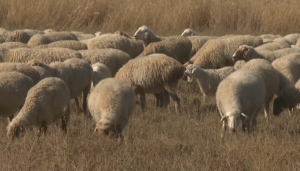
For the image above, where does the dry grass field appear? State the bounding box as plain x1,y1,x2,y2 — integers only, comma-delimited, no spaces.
0,0,300,170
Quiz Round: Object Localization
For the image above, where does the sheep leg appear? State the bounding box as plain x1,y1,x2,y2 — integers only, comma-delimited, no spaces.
74,98,81,114
161,91,170,108
242,119,250,134
37,121,47,137
154,93,160,107
168,92,181,114
83,84,91,117
221,120,226,138
61,116,68,134
135,87,147,112
264,95,273,119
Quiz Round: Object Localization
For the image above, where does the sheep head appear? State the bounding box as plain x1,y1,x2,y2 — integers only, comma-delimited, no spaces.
184,64,198,83
232,45,252,62
273,96,295,116
220,110,248,133
181,28,197,36
134,25,151,41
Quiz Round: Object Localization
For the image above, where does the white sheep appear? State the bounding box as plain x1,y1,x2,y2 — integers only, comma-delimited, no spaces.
27,31,78,46
181,28,197,36
216,69,265,136
2,47,82,64
115,54,184,113
0,72,34,121
138,36,192,64
133,25,164,47
7,77,70,139
88,78,135,139
91,63,112,87
184,64,235,106
185,35,263,69
27,58,93,116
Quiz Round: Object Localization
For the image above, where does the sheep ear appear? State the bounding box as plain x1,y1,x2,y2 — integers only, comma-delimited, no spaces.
191,68,196,74
144,32,149,39
241,113,249,119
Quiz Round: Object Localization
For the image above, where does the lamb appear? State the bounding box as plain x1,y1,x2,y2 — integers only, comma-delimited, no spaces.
133,25,165,47
79,49,131,76
32,40,88,51
88,78,135,139
216,69,265,136
187,36,217,57
2,47,82,64
184,64,235,106
185,35,263,69
0,72,34,120
115,54,184,113
27,58,93,116
27,32,78,46
138,36,192,64
7,77,70,139
87,33,143,58
0,63,40,84
255,40,291,51
181,28,197,36
91,63,112,87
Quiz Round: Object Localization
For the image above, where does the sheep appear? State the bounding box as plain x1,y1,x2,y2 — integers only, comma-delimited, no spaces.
70,31,95,41
7,77,70,139
0,72,34,121
91,63,112,87
187,36,217,57
27,58,93,116
258,34,282,43
138,36,192,64
0,42,29,49
216,69,265,136
4,30,31,43
2,47,82,64
255,40,291,51
233,60,246,70
88,78,135,139
27,32,78,46
114,31,132,39
79,49,131,76
31,66,52,80
115,54,184,113
232,45,300,63
22,29,45,37
0,63,40,84
133,25,164,47
184,64,235,106
283,33,300,45
32,40,88,51
185,35,263,69
87,33,143,58
181,28,197,36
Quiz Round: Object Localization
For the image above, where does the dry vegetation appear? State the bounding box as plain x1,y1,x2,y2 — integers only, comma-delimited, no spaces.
0,0,300,35
0,0,300,170
1,81,300,171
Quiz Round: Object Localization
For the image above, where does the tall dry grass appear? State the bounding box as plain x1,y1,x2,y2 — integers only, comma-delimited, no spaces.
0,0,300,35
1,81,300,170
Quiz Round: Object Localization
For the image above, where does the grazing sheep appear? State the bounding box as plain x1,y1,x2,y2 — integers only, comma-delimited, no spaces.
31,66,52,80
88,78,135,139
185,35,263,69
87,33,143,58
181,28,197,36
4,30,31,43
0,72,34,120
27,32,78,46
216,69,265,136
255,40,291,51
7,77,70,139
184,64,235,106
0,42,29,49
138,36,192,64
27,58,93,116
240,59,280,118
0,63,40,84
115,54,184,113
187,36,217,57
79,49,131,76
133,25,164,47
33,40,87,51
2,47,82,64
91,63,112,87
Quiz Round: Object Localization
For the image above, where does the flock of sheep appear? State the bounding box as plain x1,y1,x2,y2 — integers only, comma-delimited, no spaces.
1,26,300,140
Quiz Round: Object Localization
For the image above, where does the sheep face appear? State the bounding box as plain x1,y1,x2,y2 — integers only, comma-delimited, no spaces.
220,110,248,133
181,29,197,36
134,26,150,41
7,125,25,139
232,45,250,62
184,64,198,83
